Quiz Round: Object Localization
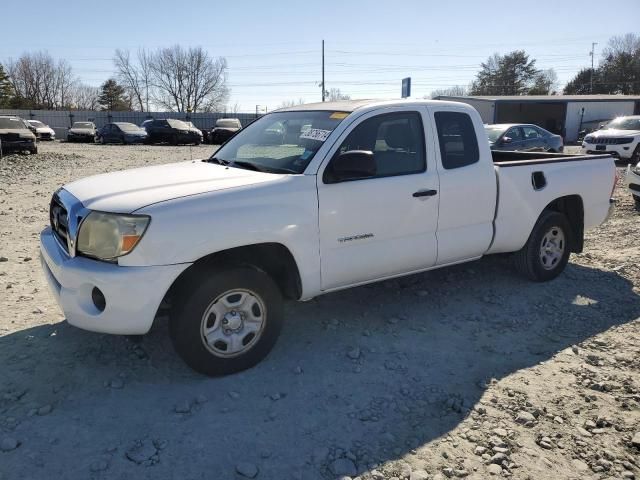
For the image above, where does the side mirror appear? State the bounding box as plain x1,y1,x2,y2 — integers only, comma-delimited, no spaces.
328,150,376,183
501,136,512,144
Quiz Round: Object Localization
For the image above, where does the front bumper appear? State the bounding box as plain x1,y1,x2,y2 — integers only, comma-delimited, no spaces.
581,143,636,160
67,133,94,142
0,139,36,151
40,227,190,335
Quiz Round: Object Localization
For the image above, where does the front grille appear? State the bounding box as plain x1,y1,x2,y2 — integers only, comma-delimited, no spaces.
50,195,70,253
590,137,634,145
40,132,52,139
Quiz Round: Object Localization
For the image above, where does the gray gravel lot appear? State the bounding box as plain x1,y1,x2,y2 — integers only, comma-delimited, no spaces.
0,142,638,480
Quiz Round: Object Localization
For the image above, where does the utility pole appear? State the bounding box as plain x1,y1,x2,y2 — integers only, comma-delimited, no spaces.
589,42,598,94
321,40,325,102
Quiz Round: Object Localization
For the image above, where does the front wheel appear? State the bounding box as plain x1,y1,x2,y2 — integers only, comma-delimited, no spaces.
514,211,572,281
169,266,283,376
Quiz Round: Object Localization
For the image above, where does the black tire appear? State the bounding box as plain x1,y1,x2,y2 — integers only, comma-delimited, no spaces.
634,195,640,212
169,266,284,376
170,134,179,146
29,146,38,155
631,145,640,163
514,211,572,282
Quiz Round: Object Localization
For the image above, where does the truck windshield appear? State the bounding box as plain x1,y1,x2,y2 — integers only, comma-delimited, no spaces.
604,117,640,130
485,126,507,142
73,122,94,128
208,111,349,174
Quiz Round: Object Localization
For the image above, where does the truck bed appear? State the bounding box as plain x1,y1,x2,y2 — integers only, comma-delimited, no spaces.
492,150,609,166
487,151,616,256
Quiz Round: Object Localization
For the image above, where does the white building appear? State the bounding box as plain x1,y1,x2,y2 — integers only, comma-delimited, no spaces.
434,95,640,142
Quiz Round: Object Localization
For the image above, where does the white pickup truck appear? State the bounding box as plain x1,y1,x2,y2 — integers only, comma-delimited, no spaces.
40,99,617,376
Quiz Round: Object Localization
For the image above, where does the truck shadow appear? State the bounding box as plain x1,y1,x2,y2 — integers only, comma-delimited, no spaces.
1,258,639,479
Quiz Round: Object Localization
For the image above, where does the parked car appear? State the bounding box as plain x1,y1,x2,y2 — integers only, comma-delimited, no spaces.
40,100,616,376
486,123,563,153
577,119,611,143
627,162,640,211
209,118,242,144
67,122,97,143
581,116,640,163
184,121,205,143
97,122,147,145
143,118,202,145
27,120,56,141
0,116,38,154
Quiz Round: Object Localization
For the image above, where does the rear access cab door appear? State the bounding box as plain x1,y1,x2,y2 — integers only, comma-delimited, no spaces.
426,105,497,265
316,107,440,290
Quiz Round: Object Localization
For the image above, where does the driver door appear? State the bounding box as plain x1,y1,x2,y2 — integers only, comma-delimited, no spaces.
316,109,439,290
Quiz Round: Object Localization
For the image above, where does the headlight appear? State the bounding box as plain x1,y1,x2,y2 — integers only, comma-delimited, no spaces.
583,135,593,143
77,212,150,260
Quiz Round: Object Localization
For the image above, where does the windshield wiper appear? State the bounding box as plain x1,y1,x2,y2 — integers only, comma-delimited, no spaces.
229,160,264,172
206,157,230,166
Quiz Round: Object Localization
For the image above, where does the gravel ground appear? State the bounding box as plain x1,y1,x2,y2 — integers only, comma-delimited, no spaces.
0,142,638,480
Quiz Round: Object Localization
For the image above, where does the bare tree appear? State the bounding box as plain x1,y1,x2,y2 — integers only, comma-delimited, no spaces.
327,88,350,101
277,98,305,108
113,48,152,111
70,84,100,110
147,45,229,112
429,85,468,98
6,52,77,109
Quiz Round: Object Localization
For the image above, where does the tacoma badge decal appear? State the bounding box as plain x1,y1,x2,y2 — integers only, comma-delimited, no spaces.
338,233,374,243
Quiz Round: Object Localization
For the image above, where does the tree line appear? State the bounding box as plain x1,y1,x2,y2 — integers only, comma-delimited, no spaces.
1,34,638,112
0,45,229,112
433,33,639,98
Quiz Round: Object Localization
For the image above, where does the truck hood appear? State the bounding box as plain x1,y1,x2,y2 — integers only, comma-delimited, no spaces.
63,160,283,213
592,128,640,137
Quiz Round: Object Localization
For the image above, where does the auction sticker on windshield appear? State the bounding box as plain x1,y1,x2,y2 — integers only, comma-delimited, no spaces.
300,128,332,142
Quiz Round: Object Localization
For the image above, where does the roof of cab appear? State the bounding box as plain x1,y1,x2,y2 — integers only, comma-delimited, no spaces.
274,98,471,113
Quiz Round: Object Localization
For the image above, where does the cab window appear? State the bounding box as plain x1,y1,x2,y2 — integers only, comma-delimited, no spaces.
325,112,425,182
434,111,480,169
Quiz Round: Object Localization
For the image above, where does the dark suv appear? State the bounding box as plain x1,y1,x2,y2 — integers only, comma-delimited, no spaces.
0,116,38,154
143,119,202,145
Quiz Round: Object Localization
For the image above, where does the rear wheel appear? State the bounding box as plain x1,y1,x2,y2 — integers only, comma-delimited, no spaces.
514,211,572,281
169,266,284,376
631,145,640,163
634,195,640,212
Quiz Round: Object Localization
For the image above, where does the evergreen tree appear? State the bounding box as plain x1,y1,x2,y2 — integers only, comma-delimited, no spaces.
470,51,540,96
0,64,14,108
98,78,130,111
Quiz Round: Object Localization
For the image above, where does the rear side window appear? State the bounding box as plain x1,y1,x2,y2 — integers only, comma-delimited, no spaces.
434,111,479,169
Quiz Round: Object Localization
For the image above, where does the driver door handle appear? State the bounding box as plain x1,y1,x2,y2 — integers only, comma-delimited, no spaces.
413,189,438,198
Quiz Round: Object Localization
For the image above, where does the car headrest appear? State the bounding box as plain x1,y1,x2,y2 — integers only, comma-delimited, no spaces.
384,123,413,149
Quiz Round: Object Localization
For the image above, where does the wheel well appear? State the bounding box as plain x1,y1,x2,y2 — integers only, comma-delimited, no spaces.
164,243,303,305
543,195,584,253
